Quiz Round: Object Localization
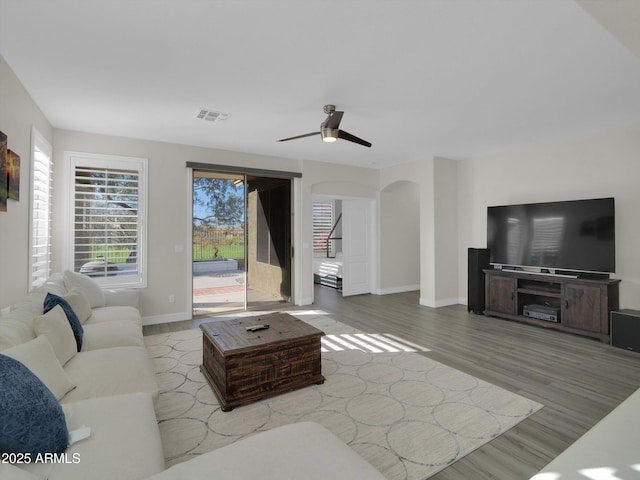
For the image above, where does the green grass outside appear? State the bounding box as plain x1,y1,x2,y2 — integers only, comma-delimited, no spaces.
87,239,244,263
87,244,243,263
193,244,245,261
87,246,132,264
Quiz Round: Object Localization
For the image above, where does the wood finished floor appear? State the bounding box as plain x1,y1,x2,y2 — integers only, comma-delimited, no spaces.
144,286,640,480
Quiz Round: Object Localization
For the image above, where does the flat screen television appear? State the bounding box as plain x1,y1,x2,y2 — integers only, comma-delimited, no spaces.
487,197,615,275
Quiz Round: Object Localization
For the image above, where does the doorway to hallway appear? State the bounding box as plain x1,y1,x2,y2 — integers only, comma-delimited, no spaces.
311,195,376,300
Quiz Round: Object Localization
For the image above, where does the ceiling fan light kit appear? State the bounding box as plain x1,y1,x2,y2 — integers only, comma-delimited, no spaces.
278,104,372,148
321,127,338,142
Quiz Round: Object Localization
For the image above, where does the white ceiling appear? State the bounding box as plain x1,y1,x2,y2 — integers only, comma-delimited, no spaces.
1,0,640,169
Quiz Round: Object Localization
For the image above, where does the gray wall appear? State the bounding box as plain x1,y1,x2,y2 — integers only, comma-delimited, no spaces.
456,123,640,309
3,50,640,320
0,55,53,307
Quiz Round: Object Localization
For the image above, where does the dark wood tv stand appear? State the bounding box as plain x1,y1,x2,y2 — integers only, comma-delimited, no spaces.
484,269,620,342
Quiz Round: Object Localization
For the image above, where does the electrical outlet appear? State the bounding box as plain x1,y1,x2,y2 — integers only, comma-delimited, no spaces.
168,294,175,303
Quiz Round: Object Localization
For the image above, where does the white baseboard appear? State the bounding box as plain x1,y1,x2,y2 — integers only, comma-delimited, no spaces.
296,297,314,306
376,284,420,295
142,311,192,326
419,296,460,308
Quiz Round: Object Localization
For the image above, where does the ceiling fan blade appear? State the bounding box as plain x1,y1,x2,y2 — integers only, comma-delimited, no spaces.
324,111,344,129
277,132,320,142
338,129,372,148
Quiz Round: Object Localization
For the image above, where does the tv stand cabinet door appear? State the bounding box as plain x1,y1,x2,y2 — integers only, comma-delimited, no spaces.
562,283,603,333
486,274,516,315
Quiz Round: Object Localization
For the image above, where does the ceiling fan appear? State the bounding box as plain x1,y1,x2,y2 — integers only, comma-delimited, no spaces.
277,105,372,148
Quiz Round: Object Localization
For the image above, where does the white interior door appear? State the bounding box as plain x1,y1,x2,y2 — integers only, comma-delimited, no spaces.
342,198,374,296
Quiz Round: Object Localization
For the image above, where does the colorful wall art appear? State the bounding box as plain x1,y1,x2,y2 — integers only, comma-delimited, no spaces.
0,131,7,212
7,149,20,201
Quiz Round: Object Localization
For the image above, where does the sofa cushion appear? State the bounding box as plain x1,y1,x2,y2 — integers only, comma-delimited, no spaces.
81,320,144,351
63,270,105,308
0,463,44,480
0,319,33,350
7,292,46,316
21,393,165,480
86,305,142,327
531,387,640,480
0,354,69,455
146,422,386,480
33,305,77,366
2,336,76,400
61,346,159,404
44,293,84,351
104,288,140,308
0,307,40,345
64,290,93,325
32,274,68,297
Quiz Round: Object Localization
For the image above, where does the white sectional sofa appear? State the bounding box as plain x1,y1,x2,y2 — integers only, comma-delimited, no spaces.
531,387,640,480
1,271,385,480
0,271,165,480
148,421,386,480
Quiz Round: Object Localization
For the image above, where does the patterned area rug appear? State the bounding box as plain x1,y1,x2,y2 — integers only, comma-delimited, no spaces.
144,312,543,479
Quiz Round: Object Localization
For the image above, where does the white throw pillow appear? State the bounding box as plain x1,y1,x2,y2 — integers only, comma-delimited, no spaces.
33,305,78,366
63,270,106,308
2,336,76,400
64,290,93,324
0,321,24,350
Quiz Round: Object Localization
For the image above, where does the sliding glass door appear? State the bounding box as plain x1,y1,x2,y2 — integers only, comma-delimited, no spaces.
192,171,246,315
245,176,292,309
192,170,291,316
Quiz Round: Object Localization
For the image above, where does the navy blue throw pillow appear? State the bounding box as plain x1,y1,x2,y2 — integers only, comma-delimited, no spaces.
44,292,84,351
0,354,69,455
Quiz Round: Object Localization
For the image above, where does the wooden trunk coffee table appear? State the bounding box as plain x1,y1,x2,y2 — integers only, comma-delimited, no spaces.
200,312,325,411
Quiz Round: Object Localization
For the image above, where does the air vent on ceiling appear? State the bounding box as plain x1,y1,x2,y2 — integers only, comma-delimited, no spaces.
196,108,231,122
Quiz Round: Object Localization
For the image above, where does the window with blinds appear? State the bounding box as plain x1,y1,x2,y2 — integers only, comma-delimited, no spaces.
312,201,334,257
65,152,147,288
29,128,53,289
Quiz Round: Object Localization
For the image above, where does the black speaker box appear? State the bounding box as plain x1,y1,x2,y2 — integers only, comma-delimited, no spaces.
468,248,490,315
611,310,640,352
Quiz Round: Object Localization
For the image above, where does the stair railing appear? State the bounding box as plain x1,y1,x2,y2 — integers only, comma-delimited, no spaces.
326,213,342,258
